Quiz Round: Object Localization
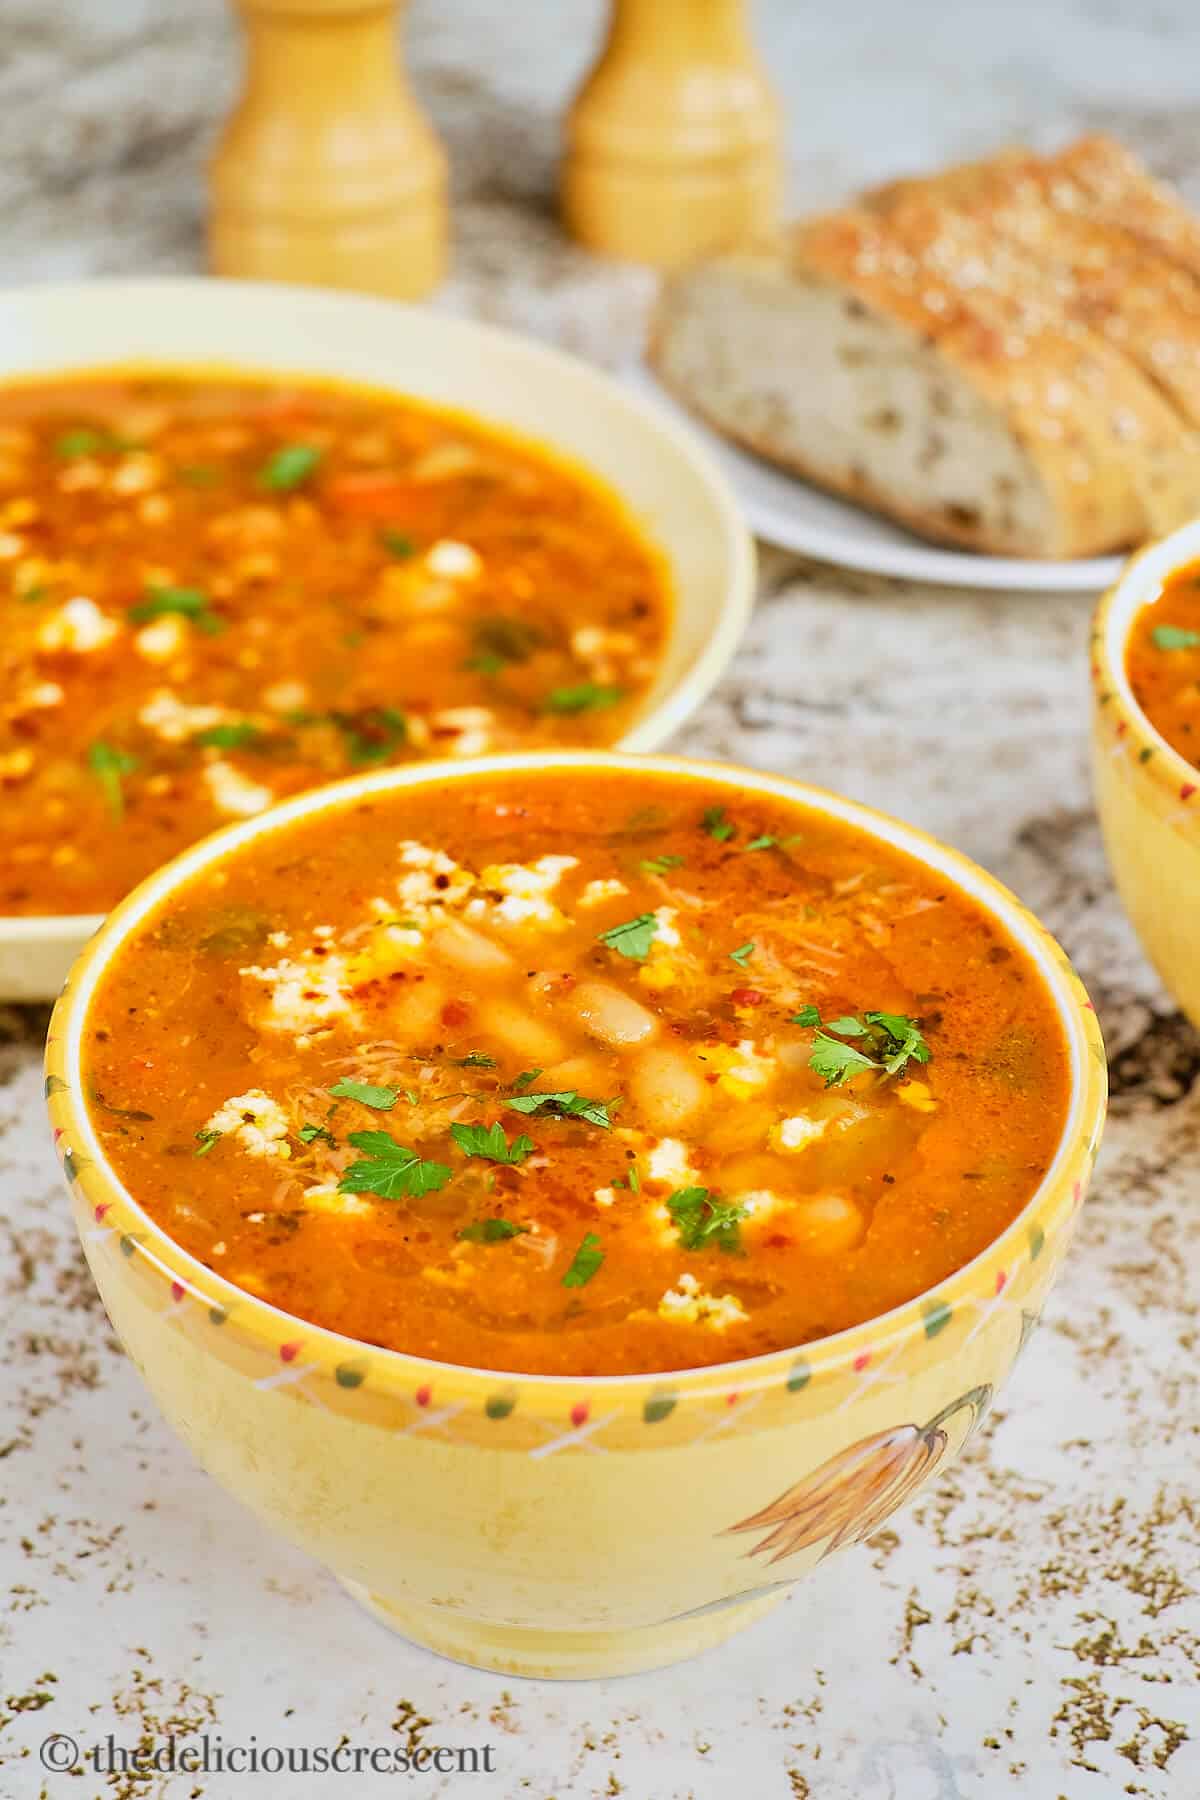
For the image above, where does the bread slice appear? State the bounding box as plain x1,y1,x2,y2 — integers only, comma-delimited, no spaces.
651,204,1199,557
651,139,1200,557
864,146,1200,429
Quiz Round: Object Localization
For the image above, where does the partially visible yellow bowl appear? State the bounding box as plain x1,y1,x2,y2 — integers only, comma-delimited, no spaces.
1091,516,1200,1027
0,278,754,1002
45,752,1106,1679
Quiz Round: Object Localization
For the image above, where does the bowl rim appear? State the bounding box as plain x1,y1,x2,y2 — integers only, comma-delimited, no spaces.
1092,515,1200,795
0,274,756,949
46,749,1108,1403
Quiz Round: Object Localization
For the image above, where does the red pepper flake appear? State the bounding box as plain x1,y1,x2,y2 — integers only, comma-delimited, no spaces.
441,999,471,1028
765,1232,791,1249
731,987,764,1007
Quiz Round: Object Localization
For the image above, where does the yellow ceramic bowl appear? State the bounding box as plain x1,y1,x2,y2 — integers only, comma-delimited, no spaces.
45,752,1106,1680
1091,516,1200,1028
0,277,754,1002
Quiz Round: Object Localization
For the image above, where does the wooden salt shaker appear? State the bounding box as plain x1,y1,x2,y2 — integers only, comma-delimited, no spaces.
209,0,448,299
562,0,783,267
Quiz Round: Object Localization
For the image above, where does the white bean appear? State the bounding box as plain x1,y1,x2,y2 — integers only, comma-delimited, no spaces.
794,1194,864,1255
566,980,659,1049
480,998,566,1066
628,1045,708,1134
431,918,514,976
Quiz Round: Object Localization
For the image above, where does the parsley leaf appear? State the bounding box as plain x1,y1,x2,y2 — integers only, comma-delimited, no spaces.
467,615,542,672
743,835,776,851
562,1231,604,1288
666,1187,747,1252
327,1078,399,1110
729,941,755,967
379,528,416,559
702,805,736,842
54,427,117,459
790,1004,822,1027
450,1121,535,1165
337,1131,452,1199
507,1090,614,1129
809,1032,879,1087
1152,624,1200,651
87,741,139,818
129,584,225,636
639,853,684,875
458,1217,530,1243
511,1068,543,1093
259,443,322,492
543,683,624,714
451,1052,496,1069
194,1128,221,1157
864,1010,932,1076
298,1123,337,1147
598,912,659,961
334,706,407,766
194,722,263,750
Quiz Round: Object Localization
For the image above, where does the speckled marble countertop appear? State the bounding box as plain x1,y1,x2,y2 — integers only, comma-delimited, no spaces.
1,3,1198,1797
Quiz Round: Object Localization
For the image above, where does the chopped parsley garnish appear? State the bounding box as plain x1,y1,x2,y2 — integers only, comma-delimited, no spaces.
129,584,224,636
337,1131,452,1199
507,1090,614,1129
743,835,776,851
790,1004,822,1027
298,1123,337,1147
54,428,120,459
666,1186,747,1253
87,741,139,818
797,1007,932,1086
194,722,263,750
543,683,624,715
327,1078,399,1110
458,1217,530,1243
259,443,322,492
467,615,542,673
639,853,685,875
334,706,407,766
598,912,659,961
1151,624,1200,651
193,1129,221,1157
562,1231,604,1288
511,1068,543,1093
450,1121,535,1165
729,941,755,967
451,1052,497,1069
379,528,416,559
701,804,736,842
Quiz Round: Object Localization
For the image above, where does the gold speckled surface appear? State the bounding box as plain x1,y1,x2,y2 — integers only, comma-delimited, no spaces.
2,1,1200,1795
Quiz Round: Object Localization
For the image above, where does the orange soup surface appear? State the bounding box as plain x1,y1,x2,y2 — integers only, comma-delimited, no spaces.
0,371,669,916
82,771,1071,1376
1125,555,1200,766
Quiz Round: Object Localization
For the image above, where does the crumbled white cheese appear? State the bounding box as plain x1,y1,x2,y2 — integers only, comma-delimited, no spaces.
578,878,629,907
645,1138,696,1188
204,1090,291,1160
658,1272,746,1329
394,841,476,913
0,532,24,559
771,1114,830,1153
37,596,119,654
134,615,187,662
593,1187,618,1209
203,759,274,818
300,1183,374,1217
139,690,229,743
431,706,493,757
737,1188,783,1221
14,681,64,712
110,452,163,495
705,1039,776,1093
425,539,482,580
652,906,682,948
481,855,578,898
240,952,354,1036
263,679,309,714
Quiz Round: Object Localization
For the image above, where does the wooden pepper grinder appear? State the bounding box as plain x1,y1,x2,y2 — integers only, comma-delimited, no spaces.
209,0,448,299
562,0,783,267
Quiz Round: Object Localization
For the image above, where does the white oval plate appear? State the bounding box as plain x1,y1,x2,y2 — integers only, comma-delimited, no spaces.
626,363,1125,592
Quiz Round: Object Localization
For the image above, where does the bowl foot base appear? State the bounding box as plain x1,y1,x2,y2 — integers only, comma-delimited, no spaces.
337,1578,788,1678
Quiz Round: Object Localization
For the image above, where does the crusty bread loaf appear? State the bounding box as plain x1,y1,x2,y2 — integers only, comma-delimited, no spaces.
650,135,1200,558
